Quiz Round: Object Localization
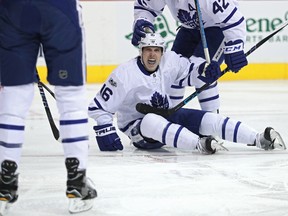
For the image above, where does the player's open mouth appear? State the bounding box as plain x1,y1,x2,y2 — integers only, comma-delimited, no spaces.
148,59,156,65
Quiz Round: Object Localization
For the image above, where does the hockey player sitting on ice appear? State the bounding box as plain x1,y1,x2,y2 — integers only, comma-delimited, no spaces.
88,33,286,153
131,0,248,113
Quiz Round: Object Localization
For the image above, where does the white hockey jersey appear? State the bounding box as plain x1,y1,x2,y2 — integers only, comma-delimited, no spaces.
134,0,246,43
88,51,205,132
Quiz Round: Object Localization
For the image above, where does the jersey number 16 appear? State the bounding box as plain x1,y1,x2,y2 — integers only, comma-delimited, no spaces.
100,84,113,101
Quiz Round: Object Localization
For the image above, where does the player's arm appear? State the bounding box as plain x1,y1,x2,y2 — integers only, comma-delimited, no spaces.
88,72,126,151
168,52,221,86
205,0,247,72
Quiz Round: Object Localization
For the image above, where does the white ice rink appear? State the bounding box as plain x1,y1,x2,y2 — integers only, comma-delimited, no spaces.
7,80,288,216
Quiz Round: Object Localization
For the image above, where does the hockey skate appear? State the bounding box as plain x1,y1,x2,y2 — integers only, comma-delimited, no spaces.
0,160,19,216
254,127,286,150
65,158,97,214
196,136,227,155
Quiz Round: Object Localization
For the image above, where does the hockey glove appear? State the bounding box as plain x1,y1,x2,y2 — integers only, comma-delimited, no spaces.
224,40,248,73
131,18,155,46
198,61,222,84
94,124,123,151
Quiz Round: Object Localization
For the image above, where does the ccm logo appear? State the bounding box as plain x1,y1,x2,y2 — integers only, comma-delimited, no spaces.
224,43,244,54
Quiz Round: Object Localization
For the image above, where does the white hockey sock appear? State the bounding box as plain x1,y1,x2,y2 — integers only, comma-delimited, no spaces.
197,82,220,112
140,113,199,150
0,84,34,165
199,112,257,144
55,86,89,169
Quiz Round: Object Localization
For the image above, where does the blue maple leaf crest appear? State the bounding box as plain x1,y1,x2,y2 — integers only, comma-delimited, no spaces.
177,9,202,29
150,92,169,109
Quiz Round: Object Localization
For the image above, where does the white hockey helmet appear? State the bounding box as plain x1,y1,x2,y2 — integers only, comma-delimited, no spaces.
139,33,166,54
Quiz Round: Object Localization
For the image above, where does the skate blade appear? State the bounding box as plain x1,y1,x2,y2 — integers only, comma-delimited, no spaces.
68,198,94,214
0,200,11,216
271,130,287,150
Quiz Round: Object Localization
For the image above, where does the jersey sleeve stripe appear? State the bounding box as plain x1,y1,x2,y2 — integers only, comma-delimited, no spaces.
134,6,159,17
196,82,217,91
222,17,245,31
222,7,238,24
170,85,185,89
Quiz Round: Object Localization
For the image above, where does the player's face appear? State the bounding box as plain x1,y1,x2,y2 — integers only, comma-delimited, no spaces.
141,46,163,73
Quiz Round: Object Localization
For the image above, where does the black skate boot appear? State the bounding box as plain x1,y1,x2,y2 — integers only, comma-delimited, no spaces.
0,160,19,215
254,127,286,150
65,158,97,213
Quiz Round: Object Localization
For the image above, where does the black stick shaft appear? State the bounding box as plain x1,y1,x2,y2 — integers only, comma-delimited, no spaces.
39,81,55,99
36,73,60,140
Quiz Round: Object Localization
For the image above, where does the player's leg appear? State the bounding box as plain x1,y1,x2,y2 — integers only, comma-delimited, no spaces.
172,27,200,57
0,85,34,212
193,27,224,112
170,27,224,112
199,112,257,144
55,86,97,213
39,1,96,213
140,112,219,154
199,112,286,150
168,108,285,150
124,120,165,150
193,27,225,63
0,1,39,212
169,27,201,107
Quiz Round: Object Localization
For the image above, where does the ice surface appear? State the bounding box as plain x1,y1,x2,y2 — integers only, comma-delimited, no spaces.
6,80,288,216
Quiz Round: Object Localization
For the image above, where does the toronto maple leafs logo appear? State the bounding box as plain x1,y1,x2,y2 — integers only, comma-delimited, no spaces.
177,8,200,29
150,92,169,109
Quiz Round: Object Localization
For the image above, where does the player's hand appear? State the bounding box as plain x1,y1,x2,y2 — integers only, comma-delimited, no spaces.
198,61,222,84
224,39,248,73
94,124,123,151
131,18,155,46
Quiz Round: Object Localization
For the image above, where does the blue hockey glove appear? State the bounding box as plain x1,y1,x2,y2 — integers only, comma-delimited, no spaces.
198,61,222,84
94,124,123,151
224,40,248,73
131,18,155,46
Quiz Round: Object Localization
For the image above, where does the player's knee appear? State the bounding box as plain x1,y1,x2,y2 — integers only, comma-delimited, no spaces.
55,86,89,141
140,113,168,140
199,112,223,135
0,84,34,119
55,85,87,115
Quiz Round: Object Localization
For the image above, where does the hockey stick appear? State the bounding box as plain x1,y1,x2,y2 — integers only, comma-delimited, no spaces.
36,73,60,140
39,81,55,99
136,20,288,117
194,0,210,64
